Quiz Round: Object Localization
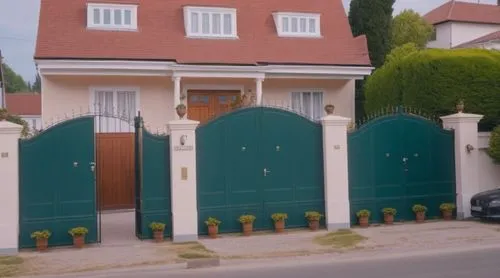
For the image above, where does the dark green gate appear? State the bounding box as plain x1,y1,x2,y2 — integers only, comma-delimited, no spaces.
197,107,324,234
134,117,172,239
348,109,455,224
19,117,98,248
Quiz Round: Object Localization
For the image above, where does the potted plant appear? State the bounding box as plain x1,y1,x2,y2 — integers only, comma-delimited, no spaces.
205,217,221,239
149,222,166,242
382,208,397,225
30,230,51,252
412,204,428,223
176,103,187,119
305,211,323,231
238,214,256,236
271,213,288,233
439,203,456,220
356,209,370,228
68,227,89,248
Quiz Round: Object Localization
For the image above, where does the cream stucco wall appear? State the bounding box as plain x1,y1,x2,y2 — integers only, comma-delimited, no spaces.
42,76,355,131
427,22,452,49
42,75,174,133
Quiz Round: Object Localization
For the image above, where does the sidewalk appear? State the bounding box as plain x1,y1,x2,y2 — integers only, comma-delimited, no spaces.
6,220,500,277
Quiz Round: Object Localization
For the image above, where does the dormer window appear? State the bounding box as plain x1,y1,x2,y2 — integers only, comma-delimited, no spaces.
184,6,237,39
87,3,138,31
273,12,321,38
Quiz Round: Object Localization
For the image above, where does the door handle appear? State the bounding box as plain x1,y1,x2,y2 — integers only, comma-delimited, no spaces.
263,168,271,176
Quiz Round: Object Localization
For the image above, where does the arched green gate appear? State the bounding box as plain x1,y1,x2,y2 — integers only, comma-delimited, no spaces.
196,107,324,234
348,109,456,223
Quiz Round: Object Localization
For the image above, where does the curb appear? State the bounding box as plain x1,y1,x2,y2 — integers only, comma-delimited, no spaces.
186,257,221,269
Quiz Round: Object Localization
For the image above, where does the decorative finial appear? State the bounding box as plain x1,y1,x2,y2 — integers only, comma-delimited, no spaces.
176,103,187,119
324,104,335,115
456,99,464,113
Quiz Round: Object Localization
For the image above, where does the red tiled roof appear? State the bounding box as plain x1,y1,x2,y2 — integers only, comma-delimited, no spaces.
424,1,500,25
454,30,500,48
34,0,371,66
5,93,42,116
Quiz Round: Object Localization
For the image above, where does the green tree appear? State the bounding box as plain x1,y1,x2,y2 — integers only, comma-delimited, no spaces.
0,108,29,137
391,9,433,49
2,63,28,93
349,0,395,68
31,73,41,92
488,126,500,164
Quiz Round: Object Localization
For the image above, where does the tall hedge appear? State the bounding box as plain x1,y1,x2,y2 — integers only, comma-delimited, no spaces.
364,48,500,131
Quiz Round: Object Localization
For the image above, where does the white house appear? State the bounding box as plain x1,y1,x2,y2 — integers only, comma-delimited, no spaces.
424,0,500,50
5,93,42,131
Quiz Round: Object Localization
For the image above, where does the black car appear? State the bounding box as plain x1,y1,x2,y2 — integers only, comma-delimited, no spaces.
470,189,500,219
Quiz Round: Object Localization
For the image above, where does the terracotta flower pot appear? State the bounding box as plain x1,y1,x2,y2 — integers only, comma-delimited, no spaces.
359,216,369,228
442,210,453,221
415,212,425,223
153,230,164,242
36,238,48,252
384,214,394,225
208,225,218,239
308,220,320,231
73,235,85,248
242,223,253,236
274,220,285,233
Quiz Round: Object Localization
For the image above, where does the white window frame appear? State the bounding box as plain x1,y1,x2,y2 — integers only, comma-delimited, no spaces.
87,3,138,31
183,6,238,39
273,12,321,38
290,90,324,120
89,87,140,120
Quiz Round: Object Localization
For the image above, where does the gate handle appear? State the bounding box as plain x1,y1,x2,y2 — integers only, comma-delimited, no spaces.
90,162,96,172
264,168,271,176
402,157,408,163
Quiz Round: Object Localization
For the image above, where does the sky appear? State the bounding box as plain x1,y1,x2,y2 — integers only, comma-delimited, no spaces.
0,0,497,83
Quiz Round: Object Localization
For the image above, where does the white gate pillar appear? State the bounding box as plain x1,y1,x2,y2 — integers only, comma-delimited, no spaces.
321,109,351,230
168,119,199,242
441,111,483,220
0,121,23,255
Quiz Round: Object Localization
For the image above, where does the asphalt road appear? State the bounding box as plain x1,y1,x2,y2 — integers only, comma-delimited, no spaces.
44,247,500,278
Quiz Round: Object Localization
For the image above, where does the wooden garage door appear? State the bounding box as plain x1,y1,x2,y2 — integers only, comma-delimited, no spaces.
188,90,240,124
97,133,135,210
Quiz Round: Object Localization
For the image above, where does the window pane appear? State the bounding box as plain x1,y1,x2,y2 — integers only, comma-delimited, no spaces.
117,91,136,121
114,9,122,25
124,10,132,25
309,18,316,33
300,18,306,32
312,92,323,120
103,9,111,24
96,91,114,115
282,17,289,32
212,13,221,34
223,14,232,35
93,8,100,24
291,17,298,32
202,13,210,34
191,12,199,33
302,92,311,118
291,92,301,112
103,9,111,25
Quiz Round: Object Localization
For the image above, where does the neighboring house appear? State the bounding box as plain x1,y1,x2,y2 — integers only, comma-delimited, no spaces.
454,31,500,49
34,0,372,131
424,0,500,49
5,93,42,131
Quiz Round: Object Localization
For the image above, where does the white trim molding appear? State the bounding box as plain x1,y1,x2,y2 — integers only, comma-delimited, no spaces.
35,59,374,79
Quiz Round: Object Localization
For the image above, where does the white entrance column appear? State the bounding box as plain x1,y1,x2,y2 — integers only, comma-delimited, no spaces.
255,78,264,105
441,112,483,220
173,76,182,119
0,121,23,255
168,119,199,242
321,108,351,230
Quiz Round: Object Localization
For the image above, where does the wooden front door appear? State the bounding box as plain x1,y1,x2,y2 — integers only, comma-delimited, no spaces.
188,90,240,124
